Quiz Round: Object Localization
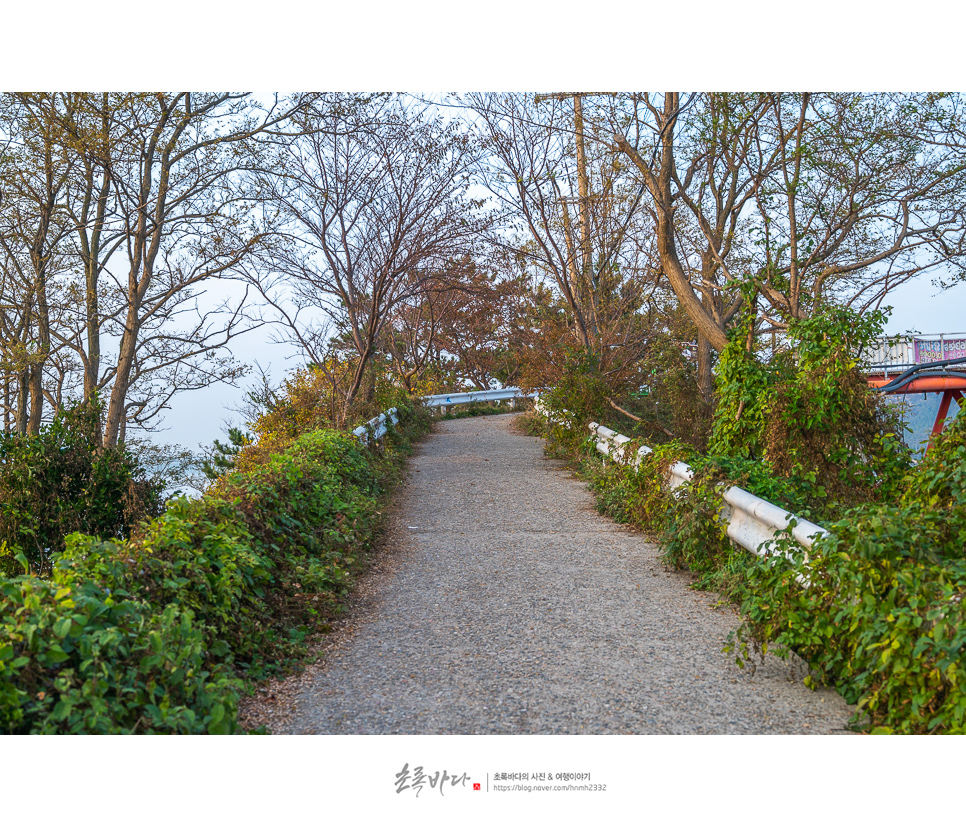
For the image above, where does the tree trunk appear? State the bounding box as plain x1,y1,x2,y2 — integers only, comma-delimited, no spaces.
15,370,28,434
102,308,140,448
342,344,374,425
26,365,44,434
574,94,597,340
696,333,714,405
614,97,730,352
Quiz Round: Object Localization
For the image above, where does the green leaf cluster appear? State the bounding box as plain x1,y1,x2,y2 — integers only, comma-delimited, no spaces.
0,397,430,733
733,408,966,732
710,302,912,519
0,552,237,734
0,396,166,577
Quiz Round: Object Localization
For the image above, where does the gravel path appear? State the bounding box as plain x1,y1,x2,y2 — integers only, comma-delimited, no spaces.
279,413,854,734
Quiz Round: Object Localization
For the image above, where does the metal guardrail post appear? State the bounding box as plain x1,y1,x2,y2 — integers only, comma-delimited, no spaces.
351,388,539,442
586,422,827,562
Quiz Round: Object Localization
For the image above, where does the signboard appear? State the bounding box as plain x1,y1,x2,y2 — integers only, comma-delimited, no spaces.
914,337,966,364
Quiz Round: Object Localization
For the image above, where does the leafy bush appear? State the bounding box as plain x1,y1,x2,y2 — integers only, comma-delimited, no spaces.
0,548,237,734
0,398,165,577
0,394,430,733
731,408,966,732
237,366,425,471
711,304,911,519
543,350,611,425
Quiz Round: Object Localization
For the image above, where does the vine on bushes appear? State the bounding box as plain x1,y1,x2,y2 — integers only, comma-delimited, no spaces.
536,297,966,731
711,301,911,520
731,407,966,732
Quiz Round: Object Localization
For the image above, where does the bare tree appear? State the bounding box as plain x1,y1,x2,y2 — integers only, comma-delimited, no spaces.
431,268,535,390
93,93,314,446
607,92,966,353
249,93,488,422
0,92,315,446
383,273,462,393
0,93,79,433
464,92,656,380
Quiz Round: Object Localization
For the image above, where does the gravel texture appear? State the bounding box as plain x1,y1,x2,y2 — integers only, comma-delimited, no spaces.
271,413,855,734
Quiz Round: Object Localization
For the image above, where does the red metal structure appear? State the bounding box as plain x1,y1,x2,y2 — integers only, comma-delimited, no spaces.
868,372,965,439
864,334,966,443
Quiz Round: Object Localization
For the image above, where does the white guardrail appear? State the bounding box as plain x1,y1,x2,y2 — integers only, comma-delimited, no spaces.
352,387,537,442
535,395,826,559
590,422,826,556
352,407,399,442
423,387,535,409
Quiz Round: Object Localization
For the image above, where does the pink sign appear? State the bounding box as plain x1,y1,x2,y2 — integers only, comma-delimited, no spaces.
914,337,966,363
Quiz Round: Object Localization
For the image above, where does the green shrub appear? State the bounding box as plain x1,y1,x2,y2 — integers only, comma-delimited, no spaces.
732,408,966,732
0,398,165,576
711,303,911,519
0,553,237,734
538,351,615,457
208,429,382,669
633,330,713,450
0,395,430,733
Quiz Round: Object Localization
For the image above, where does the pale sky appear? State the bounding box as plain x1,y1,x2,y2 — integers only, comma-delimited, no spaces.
882,273,966,336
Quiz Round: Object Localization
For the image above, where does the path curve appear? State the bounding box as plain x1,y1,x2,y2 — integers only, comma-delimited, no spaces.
279,413,854,734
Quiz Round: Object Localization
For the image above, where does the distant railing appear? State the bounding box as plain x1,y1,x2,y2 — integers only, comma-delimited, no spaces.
863,333,966,374
423,387,536,410
352,387,537,442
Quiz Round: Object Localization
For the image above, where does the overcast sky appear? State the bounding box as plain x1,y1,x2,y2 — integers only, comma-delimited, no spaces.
883,274,966,335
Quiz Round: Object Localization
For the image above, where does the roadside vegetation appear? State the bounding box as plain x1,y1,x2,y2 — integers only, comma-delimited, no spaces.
528,301,966,733
4,91,966,733
0,370,430,733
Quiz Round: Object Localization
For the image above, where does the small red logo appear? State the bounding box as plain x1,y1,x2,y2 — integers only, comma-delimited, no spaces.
473,783,481,791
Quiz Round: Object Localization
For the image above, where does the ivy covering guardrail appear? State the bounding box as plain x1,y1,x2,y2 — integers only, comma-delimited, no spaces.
536,394,824,558
587,421,826,557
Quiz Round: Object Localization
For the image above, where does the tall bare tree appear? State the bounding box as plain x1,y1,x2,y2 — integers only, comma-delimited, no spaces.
0,93,83,433
464,92,656,380
93,93,316,446
0,93,315,446
607,92,966,354
249,94,488,421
